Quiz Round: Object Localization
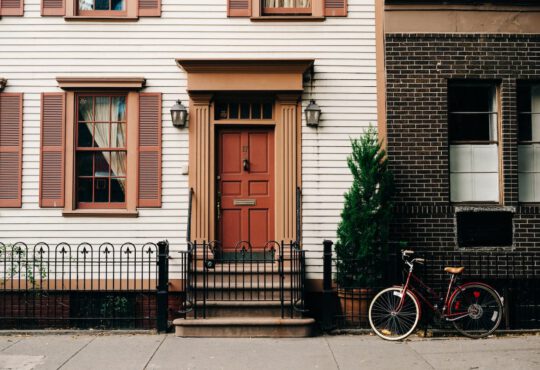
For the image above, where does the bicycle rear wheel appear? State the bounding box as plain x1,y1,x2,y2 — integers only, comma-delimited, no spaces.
450,284,503,338
369,287,420,341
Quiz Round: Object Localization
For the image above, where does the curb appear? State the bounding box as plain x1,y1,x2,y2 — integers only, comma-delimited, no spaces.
0,330,159,336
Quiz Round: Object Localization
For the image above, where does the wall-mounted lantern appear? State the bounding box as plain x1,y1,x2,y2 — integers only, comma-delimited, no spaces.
305,99,322,127
171,99,188,128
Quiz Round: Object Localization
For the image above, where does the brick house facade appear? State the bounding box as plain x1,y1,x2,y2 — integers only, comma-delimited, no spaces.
385,33,540,277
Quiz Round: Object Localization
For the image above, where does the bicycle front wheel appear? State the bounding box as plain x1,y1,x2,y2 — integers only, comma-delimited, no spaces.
450,284,503,339
369,287,420,341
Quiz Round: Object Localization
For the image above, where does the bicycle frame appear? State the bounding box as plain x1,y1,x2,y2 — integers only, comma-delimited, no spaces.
397,264,473,322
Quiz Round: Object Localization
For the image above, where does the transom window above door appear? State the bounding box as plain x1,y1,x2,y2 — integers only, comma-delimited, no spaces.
76,94,127,208
78,0,125,14
214,101,274,121
263,0,311,15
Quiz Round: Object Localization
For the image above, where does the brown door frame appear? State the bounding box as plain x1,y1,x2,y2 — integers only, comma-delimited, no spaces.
188,93,301,243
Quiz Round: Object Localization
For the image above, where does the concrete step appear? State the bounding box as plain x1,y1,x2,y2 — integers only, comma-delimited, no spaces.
193,273,286,285
186,301,299,318
173,317,315,338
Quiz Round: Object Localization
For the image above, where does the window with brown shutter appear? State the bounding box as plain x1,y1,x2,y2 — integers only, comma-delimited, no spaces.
50,77,161,216
41,0,160,18
0,93,23,208
229,0,347,19
0,0,24,16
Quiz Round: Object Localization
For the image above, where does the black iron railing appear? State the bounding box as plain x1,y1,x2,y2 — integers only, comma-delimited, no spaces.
178,240,306,319
321,241,540,330
0,241,169,331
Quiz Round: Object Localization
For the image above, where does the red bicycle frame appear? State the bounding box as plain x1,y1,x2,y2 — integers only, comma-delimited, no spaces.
397,266,492,321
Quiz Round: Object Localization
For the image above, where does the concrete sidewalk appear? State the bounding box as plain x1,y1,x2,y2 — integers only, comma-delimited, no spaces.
0,333,538,370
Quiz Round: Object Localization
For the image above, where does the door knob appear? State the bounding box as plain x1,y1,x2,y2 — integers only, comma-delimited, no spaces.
243,159,249,172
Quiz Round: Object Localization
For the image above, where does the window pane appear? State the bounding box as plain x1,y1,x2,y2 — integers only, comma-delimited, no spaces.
229,103,239,119
240,103,250,119
449,113,494,141
78,96,93,122
111,0,124,10
263,103,273,119
78,123,93,147
111,123,126,148
94,152,110,177
77,178,93,203
448,83,496,142
111,96,126,121
215,102,228,120
94,178,109,202
79,0,94,11
448,85,494,112
93,124,110,148
95,0,109,10
111,178,126,202
95,96,110,122
252,103,261,119
110,152,126,177
76,152,93,177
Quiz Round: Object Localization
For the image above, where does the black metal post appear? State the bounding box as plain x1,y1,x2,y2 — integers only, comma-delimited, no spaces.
157,240,169,333
322,240,335,330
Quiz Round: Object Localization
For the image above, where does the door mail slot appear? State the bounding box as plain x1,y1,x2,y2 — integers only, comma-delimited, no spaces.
233,199,256,206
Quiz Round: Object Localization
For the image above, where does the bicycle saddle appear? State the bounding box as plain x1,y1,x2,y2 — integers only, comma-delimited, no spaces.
444,266,465,275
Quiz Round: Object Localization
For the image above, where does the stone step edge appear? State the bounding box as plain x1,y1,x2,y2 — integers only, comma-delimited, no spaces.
173,317,315,327
195,301,283,307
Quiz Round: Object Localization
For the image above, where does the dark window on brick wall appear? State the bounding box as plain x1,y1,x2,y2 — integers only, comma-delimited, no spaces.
457,211,513,247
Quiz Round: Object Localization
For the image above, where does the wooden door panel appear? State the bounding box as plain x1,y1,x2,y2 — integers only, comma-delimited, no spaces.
248,132,268,173
221,209,242,250
218,127,274,251
249,209,269,249
220,132,242,174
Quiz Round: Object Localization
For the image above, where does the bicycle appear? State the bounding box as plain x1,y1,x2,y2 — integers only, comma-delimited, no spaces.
368,250,503,341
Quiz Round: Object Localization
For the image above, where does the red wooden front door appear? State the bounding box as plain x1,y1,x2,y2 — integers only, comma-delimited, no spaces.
217,127,275,251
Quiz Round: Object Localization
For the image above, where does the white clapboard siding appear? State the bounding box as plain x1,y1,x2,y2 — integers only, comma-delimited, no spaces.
0,0,376,280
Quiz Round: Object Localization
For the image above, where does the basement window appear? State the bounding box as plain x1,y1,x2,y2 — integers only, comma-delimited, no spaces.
448,82,500,203
456,211,513,248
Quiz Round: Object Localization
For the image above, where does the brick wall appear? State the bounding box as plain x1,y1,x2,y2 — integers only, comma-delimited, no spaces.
385,34,540,276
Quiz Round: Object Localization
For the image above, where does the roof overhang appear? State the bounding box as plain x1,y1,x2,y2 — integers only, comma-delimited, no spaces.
176,59,314,92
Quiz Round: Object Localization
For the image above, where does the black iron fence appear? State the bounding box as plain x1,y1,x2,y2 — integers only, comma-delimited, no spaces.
178,240,306,319
322,241,540,331
0,241,169,331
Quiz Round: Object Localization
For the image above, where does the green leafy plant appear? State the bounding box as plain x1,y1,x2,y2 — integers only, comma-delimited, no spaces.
335,127,394,287
100,295,129,318
0,244,48,289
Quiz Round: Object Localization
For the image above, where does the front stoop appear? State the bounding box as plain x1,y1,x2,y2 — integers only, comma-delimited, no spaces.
173,317,315,338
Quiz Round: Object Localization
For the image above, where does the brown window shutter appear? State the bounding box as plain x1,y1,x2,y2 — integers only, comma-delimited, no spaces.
228,0,250,17
40,93,65,208
41,0,65,16
0,93,23,208
138,0,160,17
138,93,162,208
0,0,24,16
325,0,347,17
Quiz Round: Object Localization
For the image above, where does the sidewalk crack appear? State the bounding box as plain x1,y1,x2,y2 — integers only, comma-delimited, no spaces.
57,336,96,369
324,336,341,370
143,334,167,370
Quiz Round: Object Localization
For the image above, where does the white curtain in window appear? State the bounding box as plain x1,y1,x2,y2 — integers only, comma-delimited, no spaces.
264,0,311,7
79,97,126,191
